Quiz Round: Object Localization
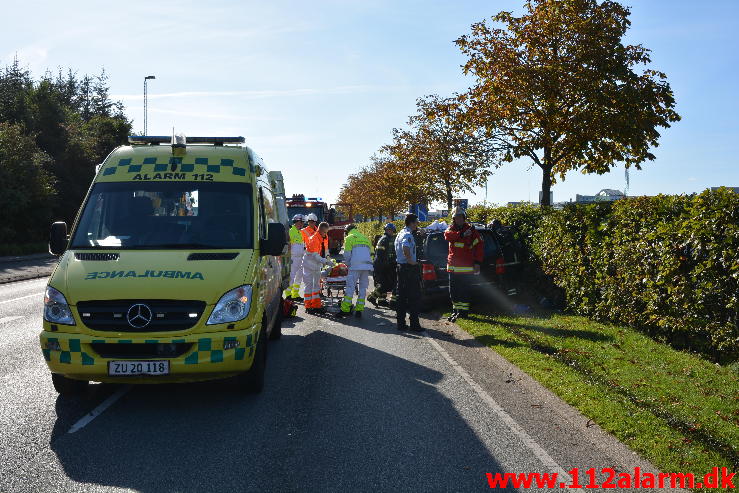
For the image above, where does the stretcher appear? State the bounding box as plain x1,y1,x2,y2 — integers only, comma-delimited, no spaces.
321,263,348,314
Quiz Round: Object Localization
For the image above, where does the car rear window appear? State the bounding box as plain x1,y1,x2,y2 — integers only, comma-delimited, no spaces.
425,232,449,266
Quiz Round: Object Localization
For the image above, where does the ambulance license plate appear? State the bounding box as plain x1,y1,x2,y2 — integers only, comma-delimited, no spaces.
108,360,169,376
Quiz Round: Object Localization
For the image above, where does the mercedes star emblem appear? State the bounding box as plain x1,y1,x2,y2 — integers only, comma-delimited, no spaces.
126,303,153,328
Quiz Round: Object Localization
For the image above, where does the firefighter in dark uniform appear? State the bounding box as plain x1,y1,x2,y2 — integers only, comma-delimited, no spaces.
445,207,484,322
368,223,397,307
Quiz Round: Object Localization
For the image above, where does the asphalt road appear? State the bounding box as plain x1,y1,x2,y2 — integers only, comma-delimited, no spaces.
0,277,679,493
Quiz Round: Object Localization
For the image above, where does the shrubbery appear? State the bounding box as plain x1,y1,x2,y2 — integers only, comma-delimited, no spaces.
360,191,739,362
0,61,131,249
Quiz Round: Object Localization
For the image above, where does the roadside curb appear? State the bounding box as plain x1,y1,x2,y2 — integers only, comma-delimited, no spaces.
0,253,54,264
0,270,53,285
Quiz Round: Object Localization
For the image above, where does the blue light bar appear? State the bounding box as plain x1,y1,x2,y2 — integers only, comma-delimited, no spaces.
128,136,245,145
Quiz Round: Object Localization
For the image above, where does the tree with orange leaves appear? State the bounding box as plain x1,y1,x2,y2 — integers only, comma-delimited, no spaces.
455,0,680,206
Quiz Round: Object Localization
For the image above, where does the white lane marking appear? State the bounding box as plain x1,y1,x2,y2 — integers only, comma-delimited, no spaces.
426,337,584,491
0,316,23,324
67,386,131,434
0,293,42,305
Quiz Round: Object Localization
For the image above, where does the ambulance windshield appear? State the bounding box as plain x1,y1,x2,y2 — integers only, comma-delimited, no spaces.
70,181,253,249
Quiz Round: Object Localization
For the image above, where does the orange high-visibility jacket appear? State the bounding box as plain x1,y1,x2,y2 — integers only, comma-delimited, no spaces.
304,232,329,271
302,225,327,251
444,223,484,274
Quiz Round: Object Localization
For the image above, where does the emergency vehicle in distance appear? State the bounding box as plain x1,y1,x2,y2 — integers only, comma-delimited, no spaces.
41,134,288,395
286,194,353,254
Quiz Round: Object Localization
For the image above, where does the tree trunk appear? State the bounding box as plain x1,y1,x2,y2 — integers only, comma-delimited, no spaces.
444,178,453,213
540,166,553,207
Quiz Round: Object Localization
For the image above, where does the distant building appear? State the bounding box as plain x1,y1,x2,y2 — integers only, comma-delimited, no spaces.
427,209,449,219
575,189,626,203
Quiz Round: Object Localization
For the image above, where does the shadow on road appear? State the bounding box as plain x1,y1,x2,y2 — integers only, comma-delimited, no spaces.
48,330,514,492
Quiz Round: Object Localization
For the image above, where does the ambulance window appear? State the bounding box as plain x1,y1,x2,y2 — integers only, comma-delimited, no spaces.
261,185,276,223
258,188,267,239
70,181,253,249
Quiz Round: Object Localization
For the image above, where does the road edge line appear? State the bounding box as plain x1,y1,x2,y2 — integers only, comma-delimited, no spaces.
426,336,584,491
67,386,131,434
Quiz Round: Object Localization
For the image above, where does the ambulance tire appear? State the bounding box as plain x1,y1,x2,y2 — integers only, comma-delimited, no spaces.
239,326,267,393
269,306,283,340
51,373,88,396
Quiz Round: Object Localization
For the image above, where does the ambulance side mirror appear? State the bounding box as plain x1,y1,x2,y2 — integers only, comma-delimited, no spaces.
261,223,287,256
49,221,68,256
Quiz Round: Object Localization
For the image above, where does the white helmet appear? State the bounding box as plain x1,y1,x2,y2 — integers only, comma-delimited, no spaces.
292,214,304,222
306,213,318,222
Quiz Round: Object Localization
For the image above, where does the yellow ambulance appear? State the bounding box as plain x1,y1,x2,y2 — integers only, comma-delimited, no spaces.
40,135,288,394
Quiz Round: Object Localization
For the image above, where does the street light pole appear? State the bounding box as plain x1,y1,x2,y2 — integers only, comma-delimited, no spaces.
144,75,156,134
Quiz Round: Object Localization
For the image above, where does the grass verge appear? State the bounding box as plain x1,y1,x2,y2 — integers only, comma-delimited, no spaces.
455,312,738,491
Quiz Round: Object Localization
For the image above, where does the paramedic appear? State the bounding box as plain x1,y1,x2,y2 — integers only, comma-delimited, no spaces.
338,224,374,318
284,214,306,301
394,214,423,332
444,207,484,322
303,222,333,314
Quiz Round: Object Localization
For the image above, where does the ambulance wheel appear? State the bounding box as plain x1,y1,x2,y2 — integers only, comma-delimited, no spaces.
51,373,88,396
239,328,267,393
269,307,283,340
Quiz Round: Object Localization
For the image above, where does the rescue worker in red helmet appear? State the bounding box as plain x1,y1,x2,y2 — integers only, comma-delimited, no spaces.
444,207,484,321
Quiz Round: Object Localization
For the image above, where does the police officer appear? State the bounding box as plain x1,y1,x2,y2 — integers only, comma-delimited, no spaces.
394,214,423,331
368,223,397,308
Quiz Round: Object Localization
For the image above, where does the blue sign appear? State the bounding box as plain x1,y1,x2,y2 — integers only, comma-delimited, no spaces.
409,203,428,221
454,199,469,211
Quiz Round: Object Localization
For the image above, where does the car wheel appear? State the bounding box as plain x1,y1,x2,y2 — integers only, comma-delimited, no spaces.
238,327,267,393
51,373,88,396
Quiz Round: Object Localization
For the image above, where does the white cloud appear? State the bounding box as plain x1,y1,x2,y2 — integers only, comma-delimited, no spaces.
5,46,48,70
126,106,283,121
112,85,399,101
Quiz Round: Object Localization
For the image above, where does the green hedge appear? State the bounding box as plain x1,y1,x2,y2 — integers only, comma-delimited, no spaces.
467,190,739,362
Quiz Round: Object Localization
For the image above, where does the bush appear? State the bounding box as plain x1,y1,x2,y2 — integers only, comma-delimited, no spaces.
421,192,739,362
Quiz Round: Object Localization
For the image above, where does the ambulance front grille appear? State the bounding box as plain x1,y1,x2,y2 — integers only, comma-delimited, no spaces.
77,300,206,332
91,342,193,359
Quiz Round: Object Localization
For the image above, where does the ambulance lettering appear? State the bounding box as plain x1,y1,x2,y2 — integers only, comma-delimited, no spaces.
85,270,205,280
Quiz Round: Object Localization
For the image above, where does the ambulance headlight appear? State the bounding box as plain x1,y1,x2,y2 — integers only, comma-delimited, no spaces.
44,286,75,325
207,285,252,325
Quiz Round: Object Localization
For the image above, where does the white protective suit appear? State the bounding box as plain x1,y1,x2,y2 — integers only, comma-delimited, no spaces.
285,225,305,299
340,230,374,313
302,234,333,309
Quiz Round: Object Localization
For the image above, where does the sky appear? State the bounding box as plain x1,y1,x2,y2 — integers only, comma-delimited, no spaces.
2,0,738,207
